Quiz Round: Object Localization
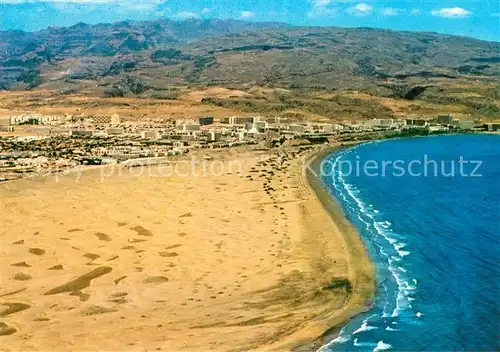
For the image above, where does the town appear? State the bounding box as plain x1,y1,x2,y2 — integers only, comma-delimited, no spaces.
1,112,499,181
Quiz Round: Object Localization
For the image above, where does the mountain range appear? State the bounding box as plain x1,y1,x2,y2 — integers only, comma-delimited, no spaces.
0,19,290,90
0,19,500,124
1,18,499,93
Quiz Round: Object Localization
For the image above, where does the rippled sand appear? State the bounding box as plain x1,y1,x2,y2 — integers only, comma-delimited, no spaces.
0,147,373,351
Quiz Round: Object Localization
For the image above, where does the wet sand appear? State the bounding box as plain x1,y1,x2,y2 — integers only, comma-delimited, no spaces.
0,146,374,351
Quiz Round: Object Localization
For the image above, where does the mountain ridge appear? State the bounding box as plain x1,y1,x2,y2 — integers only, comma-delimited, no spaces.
3,18,499,44
0,18,499,94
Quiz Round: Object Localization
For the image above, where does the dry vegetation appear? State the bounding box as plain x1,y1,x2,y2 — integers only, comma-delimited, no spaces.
0,89,254,121
1,80,499,123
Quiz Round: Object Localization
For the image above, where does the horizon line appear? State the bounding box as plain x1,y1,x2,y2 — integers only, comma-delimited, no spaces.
1,17,499,44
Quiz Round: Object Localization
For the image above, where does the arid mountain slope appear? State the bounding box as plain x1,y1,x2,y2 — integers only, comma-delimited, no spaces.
1,20,499,122
1,20,499,92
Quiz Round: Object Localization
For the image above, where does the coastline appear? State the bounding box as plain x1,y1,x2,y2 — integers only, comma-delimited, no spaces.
257,143,375,351
291,133,500,350
296,144,376,350
301,134,500,351
0,145,374,351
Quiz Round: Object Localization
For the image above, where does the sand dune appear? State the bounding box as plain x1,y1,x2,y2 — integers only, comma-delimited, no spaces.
0,147,373,351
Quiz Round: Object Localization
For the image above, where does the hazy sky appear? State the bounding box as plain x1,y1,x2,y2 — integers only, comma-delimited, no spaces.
0,0,499,41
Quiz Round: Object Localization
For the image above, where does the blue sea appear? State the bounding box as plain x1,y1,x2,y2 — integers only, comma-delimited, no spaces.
318,134,500,352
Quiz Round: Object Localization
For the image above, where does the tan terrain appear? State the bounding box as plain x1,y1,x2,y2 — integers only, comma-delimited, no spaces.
0,147,374,351
2,80,497,124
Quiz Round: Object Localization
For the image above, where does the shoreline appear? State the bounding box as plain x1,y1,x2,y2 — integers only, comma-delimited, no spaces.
297,134,500,351
291,133,499,350
258,143,375,351
299,144,376,350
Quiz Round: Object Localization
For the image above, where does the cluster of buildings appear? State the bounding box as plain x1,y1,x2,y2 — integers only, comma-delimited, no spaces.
484,123,500,132
0,111,498,181
2,113,121,126
435,115,474,130
6,114,66,125
0,113,346,179
172,116,347,142
361,115,482,131
434,114,500,131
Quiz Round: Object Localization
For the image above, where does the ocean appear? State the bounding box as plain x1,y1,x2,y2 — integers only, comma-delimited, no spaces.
318,134,500,352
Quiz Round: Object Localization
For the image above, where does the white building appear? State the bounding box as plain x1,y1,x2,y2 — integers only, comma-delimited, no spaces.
10,114,43,125
141,131,160,139
106,128,124,135
319,124,334,133
111,114,121,125
207,131,223,142
458,120,474,130
244,121,267,133
289,124,305,133
176,124,201,132
175,119,197,126
69,130,93,137
229,116,255,125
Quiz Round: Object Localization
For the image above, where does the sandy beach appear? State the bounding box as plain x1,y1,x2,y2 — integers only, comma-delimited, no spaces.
0,146,374,351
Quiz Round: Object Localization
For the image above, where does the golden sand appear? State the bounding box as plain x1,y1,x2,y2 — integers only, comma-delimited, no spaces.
0,146,374,351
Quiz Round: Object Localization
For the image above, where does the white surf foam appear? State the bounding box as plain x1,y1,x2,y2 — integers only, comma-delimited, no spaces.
380,222,391,229
374,341,392,351
394,242,407,251
353,321,377,335
328,148,418,339
330,335,350,344
387,260,414,317
317,326,351,351
343,181,371,216
391,304,402,317
386,237,398,244
354,338,377,347
379,246,390,258
330,326,351,344
397,250,410,257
